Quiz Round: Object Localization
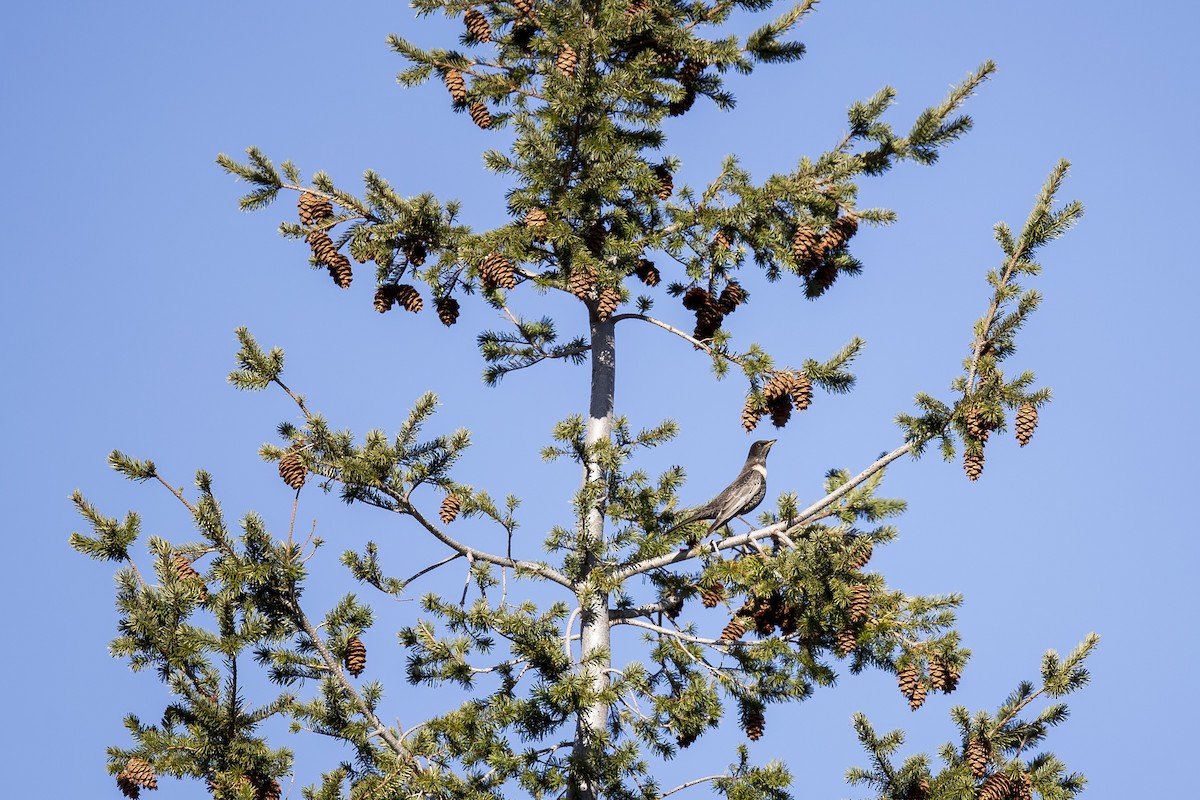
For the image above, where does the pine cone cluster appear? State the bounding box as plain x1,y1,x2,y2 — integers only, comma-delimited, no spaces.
742,705,765,741
556,44,578,76
278,448,306,490
298,192,332,225
743,371,812,431
927,658,960,693
444,69,467,104
653,164,673,200
305,230,353,288
346,635,367,677
117,757,157,797
480,252,516,289
896,663,926,710
792,212,859,296
464,8,491,42
173,554,207,601
848,583,871,624
514,0,535,17
440,493,461,524
1015,402,1038,446
468,101,492,129
634,258,660,286
436,296,460,326
596,287,621,321
719,615,748,642
700,581,725,608
669,58,704,116
745,593,800,636
965,737,991,778
682,286,723,341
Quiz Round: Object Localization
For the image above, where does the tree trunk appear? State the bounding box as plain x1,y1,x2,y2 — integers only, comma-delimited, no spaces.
569,314,615,800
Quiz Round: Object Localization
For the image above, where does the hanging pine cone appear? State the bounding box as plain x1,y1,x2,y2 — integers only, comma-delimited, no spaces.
345,635,367,677
514,0,535,16
395,284,423,313
440,494,462,524
653,164,673,200
700,581,725,608
896,663,920,697
298,192,332,225
123,758,157,792
556,44,577,76
849,583,871,623
767,394,791,428
965,408,989,441
634,258,660,286
173,554,207,601
1014,772,1034,800
743,706,765,741
965,737,991,778
978,773,1014,800
928,658,949,691
668,87,696,116
790,372,813,411
436,296,460,327
306,229,337,262
481,252,516,289
720,616,748,641
568,268,596,299
711,229,732,252
806,259,838,297
963,446,985,481
279,448,306,490
908,680,927,711
524,207,549,242
848,539,873,570
905,778,931,800
678,58,704,84
256,776,283,800
762,371,793,403
117,775,141,799
1015,403,1038,447
464,8,492,42
468,101,492,129
835,626,858,657
693,305,723,341
820,213,859,252
717,282,747,313
585,219,607,255
444,69,467,104
682,287,710,311
596,287,621,321
328,254,353,288
626,0,652,16
741,395,763,432
374,284,399,313
791,224,819,265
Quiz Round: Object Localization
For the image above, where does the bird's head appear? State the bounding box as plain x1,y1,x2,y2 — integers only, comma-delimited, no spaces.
748,439,777,461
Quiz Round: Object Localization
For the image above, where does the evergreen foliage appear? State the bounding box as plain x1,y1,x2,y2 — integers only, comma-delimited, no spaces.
75,3,1092,799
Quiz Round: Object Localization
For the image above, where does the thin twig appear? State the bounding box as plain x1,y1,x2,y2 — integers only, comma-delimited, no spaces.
662,775,725,797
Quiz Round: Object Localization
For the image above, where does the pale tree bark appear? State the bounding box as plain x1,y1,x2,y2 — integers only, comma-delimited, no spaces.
569,313,615,800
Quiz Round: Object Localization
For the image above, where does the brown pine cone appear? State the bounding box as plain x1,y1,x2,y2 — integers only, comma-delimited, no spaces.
481,252,516,289
626,0,652,16
634,258,660,286
963,446,985,481
791,224,819,264
585,219,607,255
404,239,428,266
767,394,791,429
444,69,467,104
346,635,367,677
327,254,353,288
896,663,920,697
440,494,462,524
256,776,283,800
700,581,725,608
835,626,858,657
514,0,535,16
720,616,748,641
298,192,332,225
668,87,696,116
468,101,492,129
905,778,931,800
848,539,873,570
173,554,207,601
568,268,596,299
117,774,141,799
524,207,549,242
123,757,158,791
682,286,712,311
556,44,577,76
849,583,871,623
305,229,337,261
717,282,747,313
741,395,763,432
436,296,460,327
1013,772,1034,800
978,773,1014,800
806,259,838,296
464,8,492,42
693,307,723,341
1015,403,1038,447
820,213,859,252
596,287,621,321
279,448,306,490
677,58,705,84
762,372,794,402
374,284,399,313
928,658,949,691
711,229,732,252
965,408,989,440
908,680,927,711
743,706,765,741
965,737,990,778
394,284,422,312
653,164,673,200
790,373,813,411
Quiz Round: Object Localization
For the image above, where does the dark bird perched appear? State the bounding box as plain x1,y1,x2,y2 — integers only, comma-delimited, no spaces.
674,440,777,542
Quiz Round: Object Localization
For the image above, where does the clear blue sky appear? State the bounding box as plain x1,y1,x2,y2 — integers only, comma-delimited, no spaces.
2,1,1195,796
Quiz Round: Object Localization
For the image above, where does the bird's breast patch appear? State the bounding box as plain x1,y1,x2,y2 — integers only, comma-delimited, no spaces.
751,464,767,477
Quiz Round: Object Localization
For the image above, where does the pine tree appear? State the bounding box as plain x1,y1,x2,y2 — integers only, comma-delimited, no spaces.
73,3,1094,799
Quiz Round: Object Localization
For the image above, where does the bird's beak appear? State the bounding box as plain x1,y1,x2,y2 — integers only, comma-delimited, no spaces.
766,439,777,449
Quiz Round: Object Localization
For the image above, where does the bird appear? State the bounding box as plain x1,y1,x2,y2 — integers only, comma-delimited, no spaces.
673,439,776,543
